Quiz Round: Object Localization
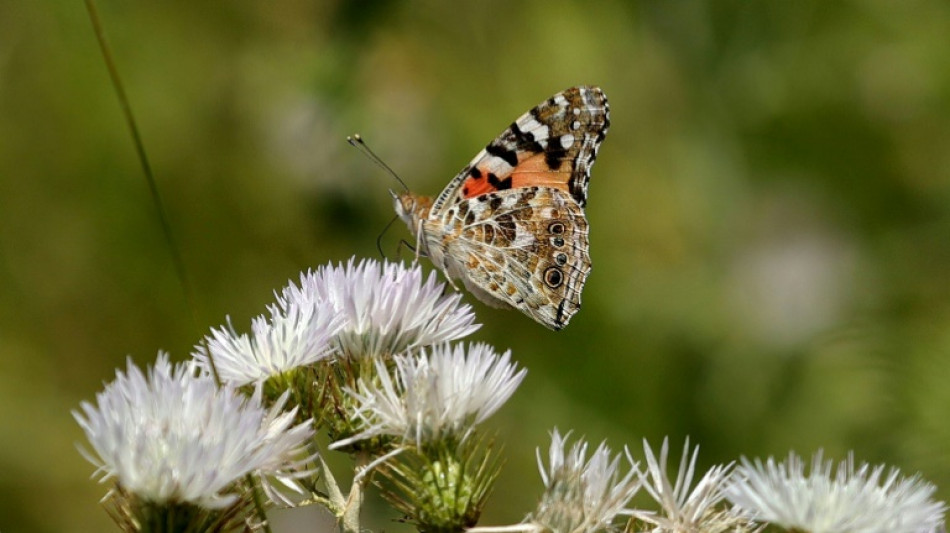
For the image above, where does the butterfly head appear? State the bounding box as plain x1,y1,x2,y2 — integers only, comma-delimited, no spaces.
391,190,433,235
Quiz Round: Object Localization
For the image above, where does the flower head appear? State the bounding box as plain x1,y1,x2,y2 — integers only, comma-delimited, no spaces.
376,439,501,533
73,353,314,510
279,258,479,359
195,297,342,386
525,429,641,533
331,342,525,450
631,437,752,533
725,450,946,533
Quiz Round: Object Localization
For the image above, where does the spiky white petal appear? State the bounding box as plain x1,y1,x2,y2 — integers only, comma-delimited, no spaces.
525,429,641,533
195,297,343,386
331,342,524,449
631,437,748,533
280,258,479,359
73,353,314,509
726,450,946,533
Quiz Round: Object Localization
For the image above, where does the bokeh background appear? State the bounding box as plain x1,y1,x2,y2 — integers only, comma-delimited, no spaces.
2,1,950,531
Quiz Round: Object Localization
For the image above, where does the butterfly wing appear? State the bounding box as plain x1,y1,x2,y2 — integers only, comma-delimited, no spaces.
429,85,609,214
409,86,608,329
432,187,591,330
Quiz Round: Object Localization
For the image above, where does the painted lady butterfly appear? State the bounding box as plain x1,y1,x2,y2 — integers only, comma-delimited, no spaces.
393,86,609,330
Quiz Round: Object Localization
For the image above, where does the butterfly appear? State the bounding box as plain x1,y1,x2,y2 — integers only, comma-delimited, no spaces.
393,86,609,330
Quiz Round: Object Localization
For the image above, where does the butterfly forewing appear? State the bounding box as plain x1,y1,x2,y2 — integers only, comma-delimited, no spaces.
431,86,609,213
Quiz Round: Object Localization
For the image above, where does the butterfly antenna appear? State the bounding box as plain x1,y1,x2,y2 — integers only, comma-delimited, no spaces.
376,214,400,259
348,133,410,192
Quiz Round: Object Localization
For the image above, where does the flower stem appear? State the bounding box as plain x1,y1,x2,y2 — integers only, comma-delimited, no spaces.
341,451,370,533
246,474,274,533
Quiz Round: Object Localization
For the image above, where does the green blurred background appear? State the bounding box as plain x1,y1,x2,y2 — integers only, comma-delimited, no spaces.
2,1,950,531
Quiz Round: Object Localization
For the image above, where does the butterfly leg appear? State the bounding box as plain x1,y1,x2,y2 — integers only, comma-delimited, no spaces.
443,268,461,291
413,219,427,266
395,238,417,258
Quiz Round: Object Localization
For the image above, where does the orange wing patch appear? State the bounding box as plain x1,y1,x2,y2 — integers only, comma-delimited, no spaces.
460,166,501,198
509,152,571,191
460,153,570,199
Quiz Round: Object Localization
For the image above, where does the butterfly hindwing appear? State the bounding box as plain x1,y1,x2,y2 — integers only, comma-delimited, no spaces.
430,86,609,214
433,186,591,330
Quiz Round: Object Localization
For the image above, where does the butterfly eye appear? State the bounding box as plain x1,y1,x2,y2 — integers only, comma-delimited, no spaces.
548,222,565,234
544,266,564,288
555,252,568,266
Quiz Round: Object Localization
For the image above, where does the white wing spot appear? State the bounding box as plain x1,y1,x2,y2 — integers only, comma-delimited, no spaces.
516,118,550,148
559,133,575,150
570,120,581,130
532,124,550,148
512,223,536,249
572,107,581,116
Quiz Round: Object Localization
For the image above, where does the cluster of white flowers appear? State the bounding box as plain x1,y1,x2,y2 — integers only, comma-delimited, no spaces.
194,258,479,382
75,257,948,533
620,438,946,533
76,258,523,532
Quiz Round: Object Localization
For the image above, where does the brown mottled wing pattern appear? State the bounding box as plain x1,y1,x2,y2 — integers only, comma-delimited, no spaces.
434,187,591,330
430,86,609,213
408,86,608,329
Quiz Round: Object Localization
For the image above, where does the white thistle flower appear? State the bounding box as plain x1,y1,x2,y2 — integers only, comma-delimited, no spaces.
279,258,479,359
73,353,315,509
631,437,749,533
524,429,641,533
726,450,946,533
195,297,343,386
330,342,525,449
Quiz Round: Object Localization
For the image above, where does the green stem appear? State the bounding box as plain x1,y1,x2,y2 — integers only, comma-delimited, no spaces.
341,452,370,533
82,0,201,340
318,452,347,514
245,474,274,533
